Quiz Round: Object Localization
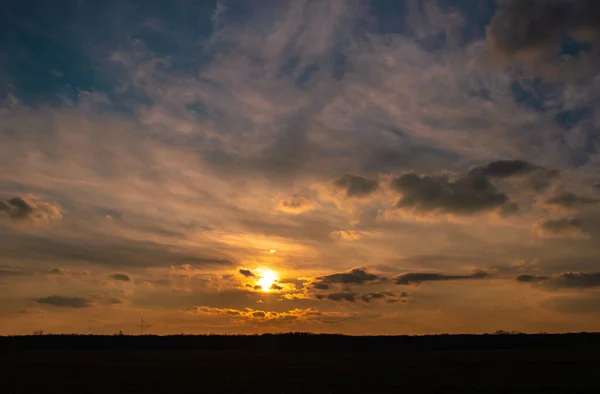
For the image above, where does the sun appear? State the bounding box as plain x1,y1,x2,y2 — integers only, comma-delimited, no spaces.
256,269,279,292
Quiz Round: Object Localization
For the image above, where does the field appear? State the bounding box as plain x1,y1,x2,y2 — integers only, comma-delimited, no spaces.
1,334,599,393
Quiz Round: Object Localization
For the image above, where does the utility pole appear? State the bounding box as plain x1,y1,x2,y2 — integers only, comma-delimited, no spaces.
141,317,144,335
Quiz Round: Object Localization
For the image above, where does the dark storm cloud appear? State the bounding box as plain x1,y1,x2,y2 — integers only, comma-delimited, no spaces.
313,282,330,290
334,174,378,197
360,292,385,302
545,272,600,289
545,192,599,208
316,290,408,304
0,195,62,223
270,283,283,291
35,295,92,308
391,171,515,215
395,271,489,285
473,160,540,178
239,269,255,277
515,274,550,283
534,217,588,238
527,169,561,192
316,269,383,285
486,0,600,66
470,160,559,192
325,292,356,302
361,292,410,304
516,272,600,290
538,218,582,230
108,273,133,282
0,197,32,220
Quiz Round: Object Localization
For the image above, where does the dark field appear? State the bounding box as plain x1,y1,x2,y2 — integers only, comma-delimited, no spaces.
2,334,599,393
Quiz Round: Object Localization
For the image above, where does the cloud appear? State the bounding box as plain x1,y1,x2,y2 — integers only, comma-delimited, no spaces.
485,0,600,70
35,295,92,308
108,273,133,282
516,272,600,290
276,195,316,214
0,195,62,224
334,174,378,197
0,266,29,278
312,282,330,290
391,171,516,216
108,297,122,305
323,292,356,302
360,291,410,304
533,218,589,239
395,271,489,285
388,161,560,219
544,272,600,290
278,278,306,290
45,267,90,278
238,268,255,278
316,268,382,285
471,160,559,191
316,290,409,304
360,292,384,302
0,233,234,269
545,192,599,209
473,160,540,178
189,306,357,324
34,294,122,309
329,229,373,241
515,274,550,283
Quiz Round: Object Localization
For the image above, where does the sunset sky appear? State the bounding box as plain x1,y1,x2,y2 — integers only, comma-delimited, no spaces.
1,0,600,335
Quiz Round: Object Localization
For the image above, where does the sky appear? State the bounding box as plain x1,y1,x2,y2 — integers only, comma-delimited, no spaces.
1,0,600,335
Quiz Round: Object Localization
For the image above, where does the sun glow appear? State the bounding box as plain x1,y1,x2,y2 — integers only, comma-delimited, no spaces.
256,269,279,292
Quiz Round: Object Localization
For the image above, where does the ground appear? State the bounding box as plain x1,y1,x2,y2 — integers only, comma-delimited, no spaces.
2,340,599,393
